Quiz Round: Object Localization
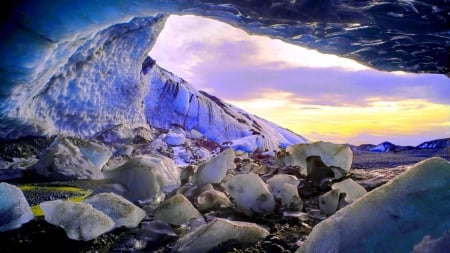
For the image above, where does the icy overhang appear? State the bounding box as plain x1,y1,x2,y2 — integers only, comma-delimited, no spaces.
0,0,448,138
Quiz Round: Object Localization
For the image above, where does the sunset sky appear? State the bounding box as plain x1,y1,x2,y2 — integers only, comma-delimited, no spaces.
150,15,450,146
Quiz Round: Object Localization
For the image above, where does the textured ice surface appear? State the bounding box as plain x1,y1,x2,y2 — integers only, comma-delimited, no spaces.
40,200,114,241
298,157,450,253
267,174,300,199
224,172,275,215
84,192,146,228
103,156,180,204
174,218,269,253
0,182,34,232
192,148,235,186
280,141,353,179
331,178,367,205
154,193,201,226
1,0,448,141
33,136,104,180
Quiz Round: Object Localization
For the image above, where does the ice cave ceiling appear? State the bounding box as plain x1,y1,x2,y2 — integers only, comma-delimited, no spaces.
0,0,449,139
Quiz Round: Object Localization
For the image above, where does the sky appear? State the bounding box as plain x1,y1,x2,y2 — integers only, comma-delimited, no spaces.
149,15,450,146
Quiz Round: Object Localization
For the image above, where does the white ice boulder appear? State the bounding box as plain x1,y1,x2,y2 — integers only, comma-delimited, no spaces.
154,193,201,226
174,218,269,253
33,136,105,180
229,135,264,153
40,200,115,241
298,157,450,253
192,148,235,186
281,183,303,211
319,189,341,216
103,156,180,204
196,188,233,211
164,130,186,146
0,182,34,232
223,172,275,215
279,142,352,179
84,192,146,228
331,178,367,205
267,174,300,199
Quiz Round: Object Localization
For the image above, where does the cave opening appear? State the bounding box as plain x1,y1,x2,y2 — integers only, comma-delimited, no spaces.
149,15,450,146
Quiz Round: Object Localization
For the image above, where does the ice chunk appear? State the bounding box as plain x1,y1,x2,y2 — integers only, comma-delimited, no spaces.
164,130,186,146
84,192,146,228
33,136,104,180
223,172,275,215
319,189,341,216
77,140,112,169
331,178,367,205
103,156,180,204
281,183,303,211
267,174,300,199
279,141,352,179
298,157,450,253
0,182,34,232
40,200,114,241
192,148,235,186
174,218,269,252
229,135,264,153
154,193,201,226
196,188,232,211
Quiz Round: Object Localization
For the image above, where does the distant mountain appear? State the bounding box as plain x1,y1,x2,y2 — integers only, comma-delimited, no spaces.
348,138,449,153
417,138,450,149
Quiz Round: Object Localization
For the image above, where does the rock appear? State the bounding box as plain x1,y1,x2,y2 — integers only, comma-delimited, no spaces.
279,142,352,179
103,156,180,204
319,189,341,216
331,178,367,206
33,136,105,180
84,192,146,228
196,188,232,211
40,200,115,241
0,182,34,232
174,218,269,253
223,172,275,215
164,130,186,146
154,193,201,226
192,148,235,186
298,157,450,253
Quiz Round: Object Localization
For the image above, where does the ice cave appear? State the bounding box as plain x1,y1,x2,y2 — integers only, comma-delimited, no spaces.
0,1,449,252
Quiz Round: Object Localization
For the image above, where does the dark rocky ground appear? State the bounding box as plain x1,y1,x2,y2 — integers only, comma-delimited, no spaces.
0,137,448,253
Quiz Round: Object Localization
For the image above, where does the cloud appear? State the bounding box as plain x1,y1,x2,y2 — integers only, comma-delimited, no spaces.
150,15,450,145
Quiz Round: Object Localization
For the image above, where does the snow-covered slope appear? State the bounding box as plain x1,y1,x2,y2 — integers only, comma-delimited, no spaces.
142,58,308,151
0,13,307,151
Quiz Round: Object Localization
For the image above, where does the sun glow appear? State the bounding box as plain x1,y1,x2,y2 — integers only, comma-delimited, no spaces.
150,15,450,146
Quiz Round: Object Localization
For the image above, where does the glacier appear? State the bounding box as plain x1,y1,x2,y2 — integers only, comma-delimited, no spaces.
1,0,448,145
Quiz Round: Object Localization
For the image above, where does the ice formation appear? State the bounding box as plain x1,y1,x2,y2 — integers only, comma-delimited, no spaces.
154,193,201,226
0,182,34,232
103,156,180,204
174,218,270,253
223,172,275,215
40,200,115,241
192,148,235,186
3,0,446,150
298,157,450,253
83,192,146,228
